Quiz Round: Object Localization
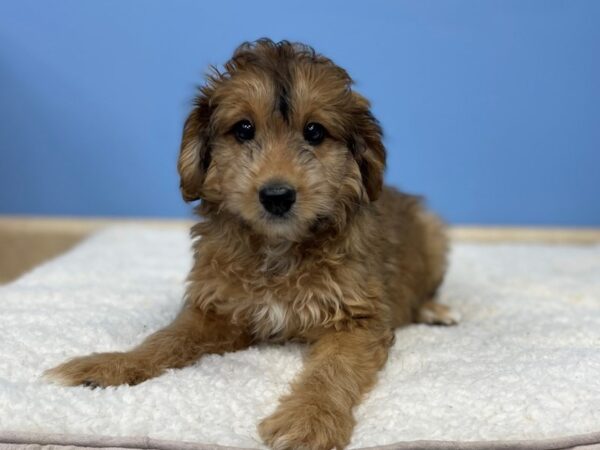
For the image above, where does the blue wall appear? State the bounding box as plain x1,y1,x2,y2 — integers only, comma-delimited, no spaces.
1,0,599,225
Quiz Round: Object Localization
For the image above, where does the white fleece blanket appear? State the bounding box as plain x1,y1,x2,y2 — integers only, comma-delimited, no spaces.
1,227,600,449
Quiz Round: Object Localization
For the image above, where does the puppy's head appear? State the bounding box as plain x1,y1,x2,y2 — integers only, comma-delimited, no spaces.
178,39,385,241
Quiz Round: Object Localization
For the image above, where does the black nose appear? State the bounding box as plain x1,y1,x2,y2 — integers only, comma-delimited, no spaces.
259,183,296,216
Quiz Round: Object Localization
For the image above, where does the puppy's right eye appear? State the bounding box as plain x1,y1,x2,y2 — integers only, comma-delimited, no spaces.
303,122,326,146
232,120,255,142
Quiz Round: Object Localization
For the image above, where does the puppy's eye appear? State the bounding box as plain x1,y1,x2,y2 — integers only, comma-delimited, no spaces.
233,120,255,142
303,122,326,146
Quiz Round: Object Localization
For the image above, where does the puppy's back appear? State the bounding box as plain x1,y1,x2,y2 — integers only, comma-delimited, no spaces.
375,187,449,325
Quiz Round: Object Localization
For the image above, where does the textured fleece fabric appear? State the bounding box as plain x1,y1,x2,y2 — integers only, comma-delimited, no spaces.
0,227,599,449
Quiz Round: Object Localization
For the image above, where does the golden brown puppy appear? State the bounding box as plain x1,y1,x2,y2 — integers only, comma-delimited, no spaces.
45,39,456,450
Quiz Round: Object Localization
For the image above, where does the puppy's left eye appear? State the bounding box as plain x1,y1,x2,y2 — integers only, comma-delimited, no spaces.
303,122,326,146
233,120,255,142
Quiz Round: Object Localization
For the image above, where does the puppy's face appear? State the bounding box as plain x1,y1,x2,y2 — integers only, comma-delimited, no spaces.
178,40,385,241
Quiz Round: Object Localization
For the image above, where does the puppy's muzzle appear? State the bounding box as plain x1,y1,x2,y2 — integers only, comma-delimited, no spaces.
259,183,296,217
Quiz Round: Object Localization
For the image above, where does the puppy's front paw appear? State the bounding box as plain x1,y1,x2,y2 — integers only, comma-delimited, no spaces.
43,352,156,387
258,398,353,450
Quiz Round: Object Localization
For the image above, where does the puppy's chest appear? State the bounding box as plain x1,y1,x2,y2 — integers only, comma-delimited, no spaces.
249,275,344,340
197,244,376,339
249,295,299,340
226,261,351,340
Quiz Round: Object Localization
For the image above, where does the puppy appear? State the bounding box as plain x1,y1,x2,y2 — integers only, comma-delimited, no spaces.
45,39,456,450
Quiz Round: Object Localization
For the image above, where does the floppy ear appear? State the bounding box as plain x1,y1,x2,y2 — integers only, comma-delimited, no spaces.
350,93,386,202
177,95,212,202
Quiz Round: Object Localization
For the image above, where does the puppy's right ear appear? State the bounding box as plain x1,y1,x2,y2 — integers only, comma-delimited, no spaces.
349,92,386,202
178,95,212,202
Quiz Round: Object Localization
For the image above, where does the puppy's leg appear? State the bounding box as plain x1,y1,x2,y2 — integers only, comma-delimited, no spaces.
416,300,459,326
259,324,392,450
44,305,250,387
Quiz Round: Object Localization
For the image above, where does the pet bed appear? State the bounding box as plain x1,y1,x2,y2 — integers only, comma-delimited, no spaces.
1,226,599,450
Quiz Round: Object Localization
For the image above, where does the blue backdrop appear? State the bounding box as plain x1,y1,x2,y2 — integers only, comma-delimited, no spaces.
1,0,599,225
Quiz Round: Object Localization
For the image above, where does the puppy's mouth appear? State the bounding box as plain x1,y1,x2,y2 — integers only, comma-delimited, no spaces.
259,205,300,226
263,211,294,221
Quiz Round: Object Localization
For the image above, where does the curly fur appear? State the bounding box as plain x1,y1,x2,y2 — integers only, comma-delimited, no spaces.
45,39,455,450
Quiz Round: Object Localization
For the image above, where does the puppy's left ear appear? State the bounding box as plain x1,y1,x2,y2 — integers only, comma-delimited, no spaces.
350,92,386,202
178,95,212,202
